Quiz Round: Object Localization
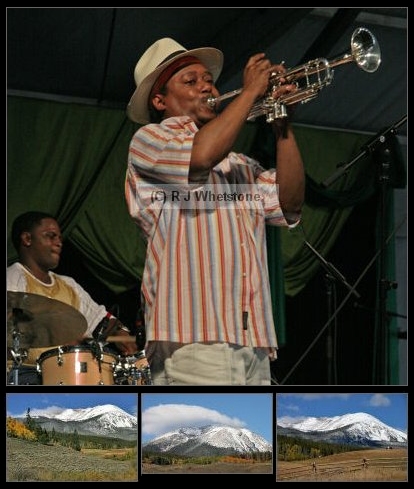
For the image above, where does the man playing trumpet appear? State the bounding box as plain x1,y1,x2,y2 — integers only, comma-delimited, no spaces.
125,38,305,385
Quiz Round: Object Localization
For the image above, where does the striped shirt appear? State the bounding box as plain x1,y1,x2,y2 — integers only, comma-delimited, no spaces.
125,116,298,348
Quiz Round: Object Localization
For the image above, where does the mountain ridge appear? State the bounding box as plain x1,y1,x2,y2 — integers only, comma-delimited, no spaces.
14,403,137,441
277,411,407,448
143,424,272,457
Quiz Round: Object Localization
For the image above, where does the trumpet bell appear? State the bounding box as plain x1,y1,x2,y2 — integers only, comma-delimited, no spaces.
351,27,381,73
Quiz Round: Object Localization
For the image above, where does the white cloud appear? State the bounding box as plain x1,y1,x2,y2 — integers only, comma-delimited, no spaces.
278,415,306,425
142,403,246,437
368,394,391,407
293,394,351,400
10,405,66,419
283,403,300,412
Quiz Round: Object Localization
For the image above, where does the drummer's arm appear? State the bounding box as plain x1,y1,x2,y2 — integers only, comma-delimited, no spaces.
98,315,138,356
105,318,138,356
90,315,138,355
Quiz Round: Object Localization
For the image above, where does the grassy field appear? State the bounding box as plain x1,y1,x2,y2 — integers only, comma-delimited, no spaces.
276,448,408,482
6,437,138,482
142,460,272,474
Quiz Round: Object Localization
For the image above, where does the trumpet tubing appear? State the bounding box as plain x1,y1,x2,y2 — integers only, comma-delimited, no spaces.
208,27,381,123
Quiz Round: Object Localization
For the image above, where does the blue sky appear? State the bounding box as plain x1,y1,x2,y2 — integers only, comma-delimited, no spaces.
276,393,407,433
141,393,273,443
6,393,138,418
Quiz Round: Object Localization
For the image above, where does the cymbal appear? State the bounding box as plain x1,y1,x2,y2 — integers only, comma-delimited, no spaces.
7,291,88,349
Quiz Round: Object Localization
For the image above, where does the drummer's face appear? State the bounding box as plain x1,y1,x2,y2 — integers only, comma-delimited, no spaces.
29,218,63,270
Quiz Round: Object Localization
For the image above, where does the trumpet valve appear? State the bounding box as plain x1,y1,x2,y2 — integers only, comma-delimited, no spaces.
265,102,287,122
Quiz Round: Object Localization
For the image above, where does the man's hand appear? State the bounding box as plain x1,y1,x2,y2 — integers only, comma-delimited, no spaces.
112,328,138,356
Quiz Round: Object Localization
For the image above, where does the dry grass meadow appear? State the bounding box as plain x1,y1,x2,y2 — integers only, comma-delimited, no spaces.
276,447,408,482
142,460,272,474
6,437,138,482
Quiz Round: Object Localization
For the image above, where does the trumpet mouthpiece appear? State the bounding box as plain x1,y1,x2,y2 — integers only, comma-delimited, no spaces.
207,96,217,108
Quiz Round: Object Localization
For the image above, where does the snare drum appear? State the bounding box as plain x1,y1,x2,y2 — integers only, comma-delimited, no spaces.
37,345,117,385
113,351,152,385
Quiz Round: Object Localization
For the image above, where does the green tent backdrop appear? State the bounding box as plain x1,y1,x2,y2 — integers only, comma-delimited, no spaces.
7,95,405,385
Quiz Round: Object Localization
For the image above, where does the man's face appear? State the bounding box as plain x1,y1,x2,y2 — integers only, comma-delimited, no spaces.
26,218,63,270
153,63,220,127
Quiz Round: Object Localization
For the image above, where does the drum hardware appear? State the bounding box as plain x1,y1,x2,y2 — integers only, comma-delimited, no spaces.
9,347,27,364
113,351,152,386
7,307,31,385
56,346,64,366
88,339,105,373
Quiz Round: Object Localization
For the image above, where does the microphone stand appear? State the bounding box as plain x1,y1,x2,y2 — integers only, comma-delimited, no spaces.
321,115,407,189
304,240,361,384
280,219,406,386
322,115,407,384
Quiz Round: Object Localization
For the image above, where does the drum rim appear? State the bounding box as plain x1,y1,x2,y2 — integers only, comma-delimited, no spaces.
37,344,118,362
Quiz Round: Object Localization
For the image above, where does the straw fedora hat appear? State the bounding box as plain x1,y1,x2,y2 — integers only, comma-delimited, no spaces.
127,38,224,124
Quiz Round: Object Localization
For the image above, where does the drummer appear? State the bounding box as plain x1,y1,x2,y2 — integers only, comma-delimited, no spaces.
7,211,139,384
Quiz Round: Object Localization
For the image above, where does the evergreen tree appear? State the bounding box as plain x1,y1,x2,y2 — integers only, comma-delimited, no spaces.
71,429,81,451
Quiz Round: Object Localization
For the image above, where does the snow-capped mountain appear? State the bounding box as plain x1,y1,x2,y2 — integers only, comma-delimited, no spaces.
143,425,272,457
17,404,137,441
277,412,407,448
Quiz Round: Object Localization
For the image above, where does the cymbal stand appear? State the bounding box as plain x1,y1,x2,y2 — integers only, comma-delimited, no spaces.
9,324,27,386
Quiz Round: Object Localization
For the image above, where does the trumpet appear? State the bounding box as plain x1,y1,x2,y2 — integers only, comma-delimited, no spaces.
207,27,381,123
